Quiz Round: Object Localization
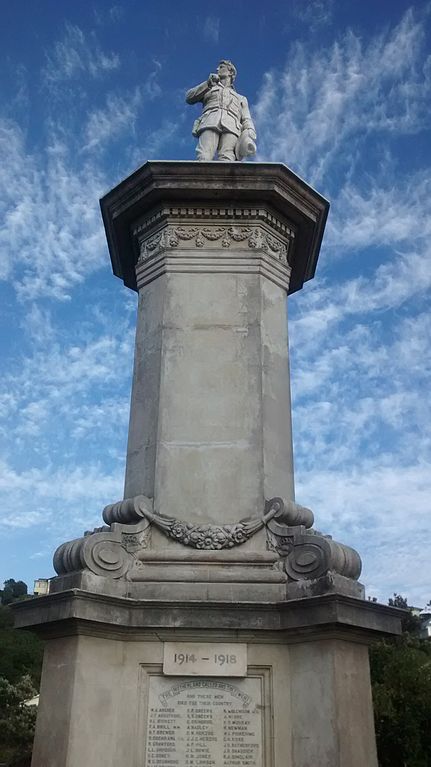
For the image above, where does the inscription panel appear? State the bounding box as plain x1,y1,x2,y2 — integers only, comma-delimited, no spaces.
144,676,263,767
163,642,247,676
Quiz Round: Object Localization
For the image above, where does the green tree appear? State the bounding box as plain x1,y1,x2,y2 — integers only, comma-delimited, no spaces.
0,674,37,765
370,594,431,766
0,581,43,765
1,580,28,606
388,593,422,634
0,605,43,687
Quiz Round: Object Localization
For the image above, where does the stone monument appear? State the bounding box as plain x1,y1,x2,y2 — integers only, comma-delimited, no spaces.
14,63,402,767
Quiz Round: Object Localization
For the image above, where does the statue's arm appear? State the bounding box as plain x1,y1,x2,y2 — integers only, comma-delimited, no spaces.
240,97,256,139
186,80,210,104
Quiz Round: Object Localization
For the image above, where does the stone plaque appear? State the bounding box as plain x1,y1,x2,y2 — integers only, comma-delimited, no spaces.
163,642,247,676
145,675,263,767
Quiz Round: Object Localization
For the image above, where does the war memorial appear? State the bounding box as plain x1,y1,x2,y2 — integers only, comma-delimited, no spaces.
14,60,402,767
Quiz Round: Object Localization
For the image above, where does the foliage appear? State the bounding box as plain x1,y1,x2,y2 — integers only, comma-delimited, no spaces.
0,581,42,766
388,593,423,634
0,674,37,765
0,580,28,606
370,594,431,767
0,605,43,687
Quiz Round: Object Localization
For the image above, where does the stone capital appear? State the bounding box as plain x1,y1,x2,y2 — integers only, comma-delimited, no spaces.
100,161,329,295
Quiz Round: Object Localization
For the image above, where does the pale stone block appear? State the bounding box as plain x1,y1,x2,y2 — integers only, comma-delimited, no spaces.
29,621,381,767
289,640,378,767
125,270,294,529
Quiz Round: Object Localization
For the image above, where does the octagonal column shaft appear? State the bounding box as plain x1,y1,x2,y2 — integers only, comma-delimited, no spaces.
124,264,295,525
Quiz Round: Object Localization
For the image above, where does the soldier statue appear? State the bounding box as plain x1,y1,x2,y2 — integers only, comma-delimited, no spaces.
186,60,257,162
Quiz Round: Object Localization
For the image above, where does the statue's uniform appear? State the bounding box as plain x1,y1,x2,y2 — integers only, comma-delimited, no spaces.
186,80,256,161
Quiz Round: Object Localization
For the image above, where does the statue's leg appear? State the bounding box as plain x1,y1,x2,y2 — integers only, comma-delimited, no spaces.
196,129,219,161
217,132,237,161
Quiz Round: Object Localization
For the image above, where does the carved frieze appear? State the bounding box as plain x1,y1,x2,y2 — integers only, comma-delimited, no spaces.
137,224,289,265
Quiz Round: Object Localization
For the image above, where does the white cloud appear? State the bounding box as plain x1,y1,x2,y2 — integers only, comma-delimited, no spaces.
94,5,124,25
0,459,124,549
254,9,431,185
0,294,135,470
42,23,120,84
295,460,431,606
83,87,145,151
0,307,134,557
82,60,164,153
327,172,431,252
138,117,184,160
288,281,431,605
0,119,106,300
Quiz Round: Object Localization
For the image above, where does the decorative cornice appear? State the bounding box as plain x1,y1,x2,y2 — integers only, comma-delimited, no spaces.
13,590,402,642
99,161,330,295
133,205,295,240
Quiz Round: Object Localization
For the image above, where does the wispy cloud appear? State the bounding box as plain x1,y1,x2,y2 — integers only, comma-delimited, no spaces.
329,175,431,246
295,459,431,605
0,311,134,452
288,280,431,605
203,16,220,44
83,87,145,151
0,299,134,558
42,23,120,84
94,5,124,26
254,8,431,185
290,0,334,30
251,7,431,605
0,459,124,547
0,119,106,300
82,58,164,153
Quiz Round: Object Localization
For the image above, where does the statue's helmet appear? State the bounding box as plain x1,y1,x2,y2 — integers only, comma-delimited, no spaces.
218,60,237,83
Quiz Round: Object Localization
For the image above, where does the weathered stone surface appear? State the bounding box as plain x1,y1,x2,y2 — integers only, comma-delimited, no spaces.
51,495,364,601
16,153,402,767
124,271,295,525
186,60,257,162
13,593,401,767
99,161,329,296
50,162,363,602
144,676,263,765
13,590,402,640
289,639,378,766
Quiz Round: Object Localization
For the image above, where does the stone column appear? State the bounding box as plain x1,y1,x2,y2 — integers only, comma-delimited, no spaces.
13,161,402,767
125,206,296,523
101,164,327,534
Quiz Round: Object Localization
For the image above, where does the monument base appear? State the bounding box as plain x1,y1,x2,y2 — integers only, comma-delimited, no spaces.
14,591,401,767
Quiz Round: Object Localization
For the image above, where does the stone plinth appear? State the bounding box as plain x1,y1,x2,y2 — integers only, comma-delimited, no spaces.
14,591,402,767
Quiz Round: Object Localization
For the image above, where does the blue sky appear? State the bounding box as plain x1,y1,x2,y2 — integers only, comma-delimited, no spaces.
1,1,430,605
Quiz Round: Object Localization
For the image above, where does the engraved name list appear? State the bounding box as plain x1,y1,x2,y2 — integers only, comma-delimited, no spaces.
145,676,263,767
